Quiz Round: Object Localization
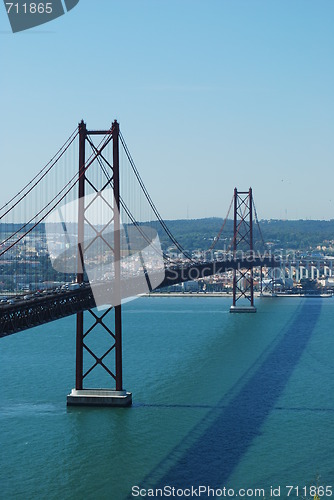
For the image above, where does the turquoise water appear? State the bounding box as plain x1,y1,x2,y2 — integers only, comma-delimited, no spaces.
1,297,334,499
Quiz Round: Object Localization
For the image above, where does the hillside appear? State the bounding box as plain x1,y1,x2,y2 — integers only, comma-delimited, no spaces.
154,218,334,254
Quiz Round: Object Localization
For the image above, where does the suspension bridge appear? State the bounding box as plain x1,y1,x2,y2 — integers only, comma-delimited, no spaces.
0,120,278,406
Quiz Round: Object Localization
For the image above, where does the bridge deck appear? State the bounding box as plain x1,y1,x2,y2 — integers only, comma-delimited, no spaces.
0,257,278,336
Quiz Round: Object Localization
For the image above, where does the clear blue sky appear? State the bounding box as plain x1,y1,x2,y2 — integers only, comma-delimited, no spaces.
1,0,333,220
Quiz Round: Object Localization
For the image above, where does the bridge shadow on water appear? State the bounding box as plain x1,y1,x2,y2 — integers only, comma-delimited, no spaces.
139,301,322,492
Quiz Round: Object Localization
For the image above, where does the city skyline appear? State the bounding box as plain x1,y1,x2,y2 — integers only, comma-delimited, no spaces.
1,0,333,221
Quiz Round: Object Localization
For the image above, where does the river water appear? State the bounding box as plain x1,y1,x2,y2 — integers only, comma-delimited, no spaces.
1,296,334,499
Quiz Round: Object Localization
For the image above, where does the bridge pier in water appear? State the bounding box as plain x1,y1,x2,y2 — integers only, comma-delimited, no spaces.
230,188,256,313
67,120,132,407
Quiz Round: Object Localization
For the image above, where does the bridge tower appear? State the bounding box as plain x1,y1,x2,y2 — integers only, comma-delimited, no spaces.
67,120,132,407
230,188,256,313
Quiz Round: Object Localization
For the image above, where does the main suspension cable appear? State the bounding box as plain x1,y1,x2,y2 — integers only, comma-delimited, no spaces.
119,132,194,262
0,127,78,216
209,195,234,250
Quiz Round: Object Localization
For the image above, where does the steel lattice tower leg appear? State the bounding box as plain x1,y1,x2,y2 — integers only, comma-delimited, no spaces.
67,120,132,407
230,187,256,313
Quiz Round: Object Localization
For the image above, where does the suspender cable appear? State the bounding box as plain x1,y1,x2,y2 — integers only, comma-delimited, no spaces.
252,197,265,248
0,132,114,257
86,137,171,262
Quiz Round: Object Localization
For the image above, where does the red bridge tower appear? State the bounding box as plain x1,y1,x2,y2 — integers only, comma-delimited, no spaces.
230,188,256,313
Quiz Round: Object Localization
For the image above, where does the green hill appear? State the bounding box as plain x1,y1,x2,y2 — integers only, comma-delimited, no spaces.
153,218,334,254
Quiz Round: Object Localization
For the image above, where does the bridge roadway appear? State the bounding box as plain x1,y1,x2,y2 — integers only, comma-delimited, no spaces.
0,256,277,337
